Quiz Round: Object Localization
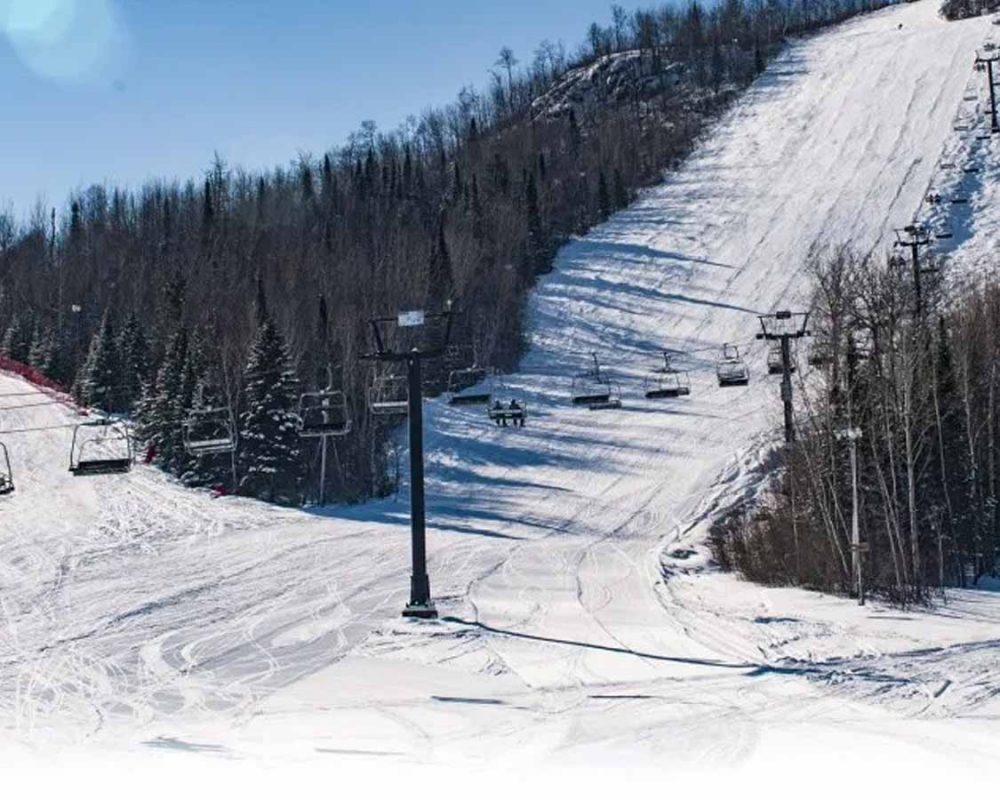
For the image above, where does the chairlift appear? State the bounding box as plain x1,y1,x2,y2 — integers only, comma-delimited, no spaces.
488,399,528,426
0,442,13,495
447,366,492,406
571,353,615,407
716,344,750,387
951,195,970,204
183,407,237,456
808,340,832,367
69,418,133,476
644,352,691,399
935,229,955,240
299,390,352,437
586,382,622,411
369,375,409,417
926,192,943,205
766,342,796,376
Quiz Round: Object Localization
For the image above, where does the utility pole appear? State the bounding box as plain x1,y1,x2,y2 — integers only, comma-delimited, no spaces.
892,224,935,317
835,426,865,605
364,304,453,619
975,50,1000,134
757,310,810,444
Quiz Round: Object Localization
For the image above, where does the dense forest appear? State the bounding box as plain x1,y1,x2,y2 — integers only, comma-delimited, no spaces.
711,250,1000,603
942,0,1000,20
0,0,897,505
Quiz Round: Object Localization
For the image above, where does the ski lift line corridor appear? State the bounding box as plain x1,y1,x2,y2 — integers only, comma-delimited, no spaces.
1,4,998,758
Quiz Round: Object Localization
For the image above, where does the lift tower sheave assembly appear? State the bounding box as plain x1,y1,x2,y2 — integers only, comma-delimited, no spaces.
363,303,454,620
757,310,810,444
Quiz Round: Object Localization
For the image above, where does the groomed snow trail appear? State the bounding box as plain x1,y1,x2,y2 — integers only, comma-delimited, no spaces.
2,1,999,768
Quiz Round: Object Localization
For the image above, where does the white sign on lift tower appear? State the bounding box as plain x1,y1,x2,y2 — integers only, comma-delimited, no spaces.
398,310,426,328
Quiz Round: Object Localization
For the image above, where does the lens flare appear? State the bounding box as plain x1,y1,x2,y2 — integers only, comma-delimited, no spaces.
1,0,125,83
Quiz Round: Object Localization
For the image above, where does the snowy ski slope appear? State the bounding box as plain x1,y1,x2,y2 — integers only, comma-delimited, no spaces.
2,0,999,769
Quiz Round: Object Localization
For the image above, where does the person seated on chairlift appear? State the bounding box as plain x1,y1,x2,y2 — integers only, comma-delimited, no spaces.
492,399,507,427
508,399,525,428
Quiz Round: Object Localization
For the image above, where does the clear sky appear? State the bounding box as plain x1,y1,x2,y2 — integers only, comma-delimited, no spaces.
0,0,651,219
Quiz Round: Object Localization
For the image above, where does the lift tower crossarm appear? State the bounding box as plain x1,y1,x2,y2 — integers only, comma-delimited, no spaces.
756,310,810,444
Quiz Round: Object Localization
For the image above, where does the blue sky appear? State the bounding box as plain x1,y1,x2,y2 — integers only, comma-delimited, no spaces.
0,0,650,218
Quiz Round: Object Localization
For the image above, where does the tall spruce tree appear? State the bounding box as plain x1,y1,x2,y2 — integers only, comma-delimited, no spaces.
117,312,150,412
238,316,304,504
135,326,189,470
80,312,122,412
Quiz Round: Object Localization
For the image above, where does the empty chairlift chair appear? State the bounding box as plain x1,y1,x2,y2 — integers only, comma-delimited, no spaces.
767,342,796,376
369,375,409,417
298,390,352,437
0,442,13,495
808,340,832,368
571,353,622,410
183,407,237,456
644,353,691,399
447,366,492,406
716,344,750,387
69,418,133,476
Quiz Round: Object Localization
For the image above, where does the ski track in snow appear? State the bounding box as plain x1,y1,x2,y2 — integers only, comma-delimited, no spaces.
1,0,1000,768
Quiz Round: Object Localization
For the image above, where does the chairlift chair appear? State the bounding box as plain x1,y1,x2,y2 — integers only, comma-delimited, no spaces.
586,382,622,411
571,353,613,406
767,342,796,376
808,341,832,367
183,407,237,456
0,442,13,495
644,353,691,399
69,418,133,476
447,366,493,406
716,344,750,387
298,390,352,437
369,375,409,417
488,400,529,425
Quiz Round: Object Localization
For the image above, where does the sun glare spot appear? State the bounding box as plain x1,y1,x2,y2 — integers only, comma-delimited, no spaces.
1,0,125,84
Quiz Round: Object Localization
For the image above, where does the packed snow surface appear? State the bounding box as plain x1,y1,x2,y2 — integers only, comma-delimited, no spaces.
2,0,999,772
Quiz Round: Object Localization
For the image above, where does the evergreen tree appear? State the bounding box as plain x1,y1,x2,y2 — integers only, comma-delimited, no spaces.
597,170,611,218
28,324,56,374
1,312,35,362
525,170,550,276
117,312,150,412
613,168,630,209
135,327,189,471
80,312,121,413
238,317,304,504
427,216,454,305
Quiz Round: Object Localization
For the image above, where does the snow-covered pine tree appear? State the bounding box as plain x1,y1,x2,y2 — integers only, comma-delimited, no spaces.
28,324,55,374
79,311,122,413
1,312,35,362
135,326,189,471
117,312,150,413
238,316,304,504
